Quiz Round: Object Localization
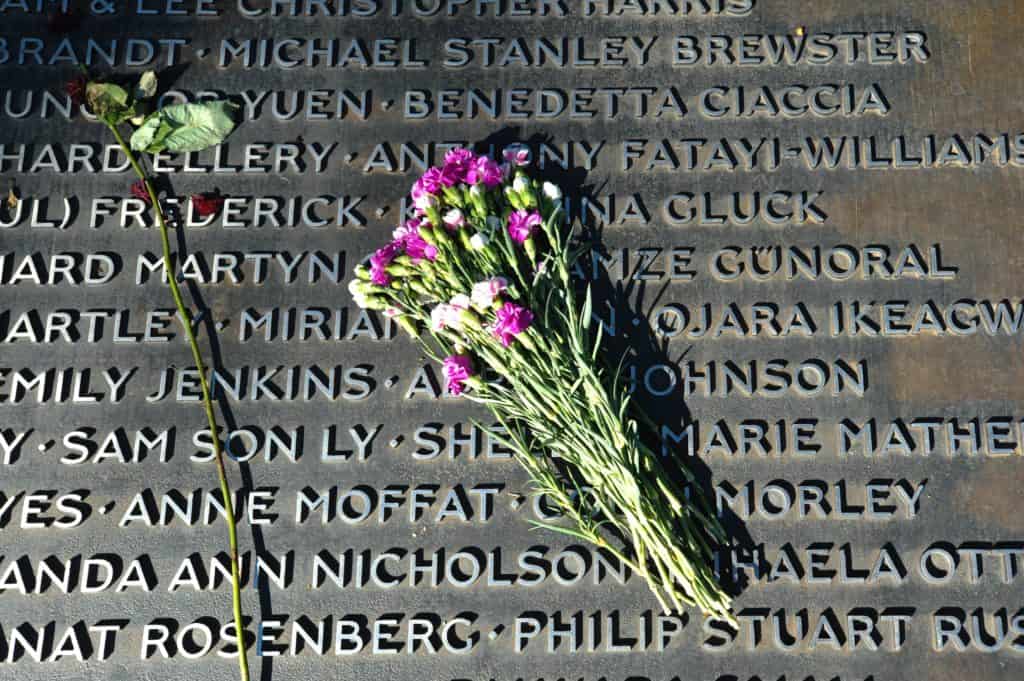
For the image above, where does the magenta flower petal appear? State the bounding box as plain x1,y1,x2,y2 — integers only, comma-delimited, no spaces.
369,242,400,286
442,354,474,395
466,156,503,187
443,148,476,184
507,210,542,243
503,146,530,166
393,219,437,262
492,302,534,347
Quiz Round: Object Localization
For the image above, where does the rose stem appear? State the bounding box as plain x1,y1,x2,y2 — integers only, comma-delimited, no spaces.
105,122,251,681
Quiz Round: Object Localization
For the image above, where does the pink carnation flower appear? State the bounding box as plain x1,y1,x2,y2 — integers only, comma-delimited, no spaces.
417,166,454,194
369,242,400,286
492,302,534,347
430,294,471,332
443,148,476,183
443,208,465,230
412,191,436,216
445,148,475,165
466,155,503,187
507,210,542,243
411,168,456,215
503,145,530,166
471,277,508,309
442,354,474,395
393,219,438,262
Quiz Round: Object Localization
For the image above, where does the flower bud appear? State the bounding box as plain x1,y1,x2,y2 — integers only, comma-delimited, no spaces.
431,225,452,247
524,236,538,263
469,184,488,216
515,328,537,352
353,265,371,281
503,145,530,167
542,182,562,200
442,186,464,207
385,263,414,277
504,186,526,211
348,279,380,298
443,208,465,230
359,294,388,310
459,308,482,329
418,223,437,244
425,204,443,229
470,233,489,250
513,172,537,209
395,315,420,338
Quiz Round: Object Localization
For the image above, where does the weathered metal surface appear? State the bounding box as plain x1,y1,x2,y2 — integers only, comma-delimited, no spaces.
1,1,1023,680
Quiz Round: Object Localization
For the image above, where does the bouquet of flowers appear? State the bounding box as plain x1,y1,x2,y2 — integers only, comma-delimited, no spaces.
350,148,733,621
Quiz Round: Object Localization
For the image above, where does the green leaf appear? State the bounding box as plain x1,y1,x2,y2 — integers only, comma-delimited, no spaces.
581,285,593,330
129,101,239,154
86,82,131,123
135,71,158,100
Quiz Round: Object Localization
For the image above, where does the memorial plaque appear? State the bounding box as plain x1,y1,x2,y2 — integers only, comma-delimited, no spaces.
1,1,1023,680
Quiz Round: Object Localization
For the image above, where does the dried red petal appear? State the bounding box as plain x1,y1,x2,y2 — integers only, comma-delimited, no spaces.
131,180,152,205
191,193,224,218
65,75,86,107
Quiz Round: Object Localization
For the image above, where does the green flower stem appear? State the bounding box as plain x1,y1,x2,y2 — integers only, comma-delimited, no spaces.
106,123,251,681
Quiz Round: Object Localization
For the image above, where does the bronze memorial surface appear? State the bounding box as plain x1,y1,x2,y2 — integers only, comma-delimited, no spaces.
0,1,1023,680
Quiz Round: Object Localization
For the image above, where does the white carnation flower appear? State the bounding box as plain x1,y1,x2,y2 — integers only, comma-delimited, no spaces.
471,277,508,309
443,208,465,228
542,182,562,200
470,232,489,250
